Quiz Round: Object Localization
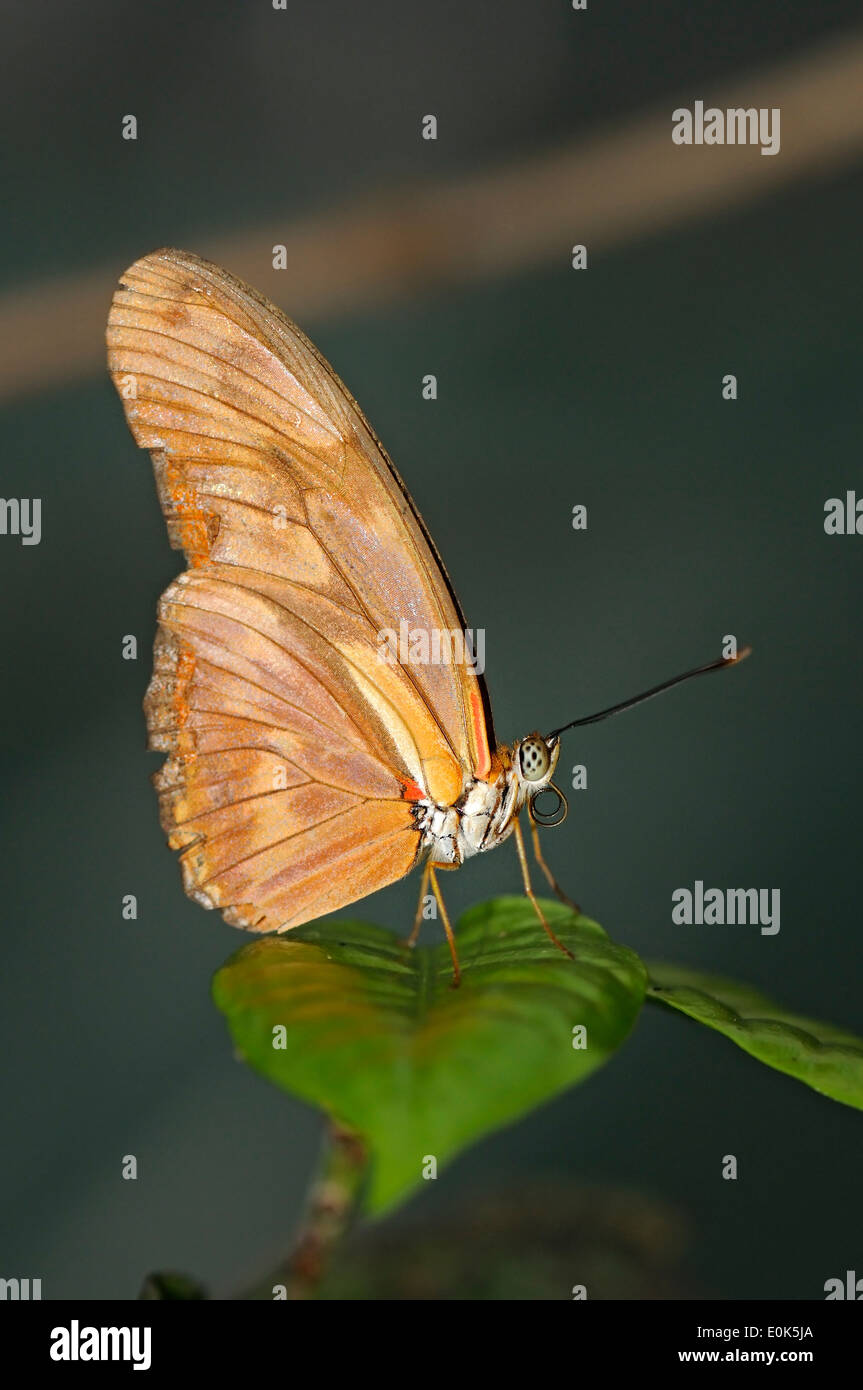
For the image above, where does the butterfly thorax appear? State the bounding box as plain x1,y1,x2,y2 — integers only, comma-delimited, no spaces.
417,735,560,867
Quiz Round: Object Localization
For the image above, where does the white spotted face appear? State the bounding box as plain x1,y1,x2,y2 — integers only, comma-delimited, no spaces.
515,733,560,788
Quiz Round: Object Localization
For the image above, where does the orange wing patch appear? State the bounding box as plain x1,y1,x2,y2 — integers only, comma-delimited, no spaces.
160,457,218,564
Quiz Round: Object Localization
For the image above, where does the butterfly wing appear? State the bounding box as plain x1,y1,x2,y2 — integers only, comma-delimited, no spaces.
106,248,494,931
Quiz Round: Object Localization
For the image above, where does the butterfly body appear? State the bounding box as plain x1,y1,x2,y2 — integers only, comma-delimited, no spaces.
107,248,745,979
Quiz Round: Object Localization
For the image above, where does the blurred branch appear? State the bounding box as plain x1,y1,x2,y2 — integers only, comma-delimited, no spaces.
3,26,863,402
259,1124,367,1302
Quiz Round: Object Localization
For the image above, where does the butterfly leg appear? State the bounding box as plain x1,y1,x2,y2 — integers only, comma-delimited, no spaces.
406,860,432,948
529,819,581,916
428,865,462,987
513,818,574,960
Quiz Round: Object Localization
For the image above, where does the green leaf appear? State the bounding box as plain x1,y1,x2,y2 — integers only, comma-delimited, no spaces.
213,896,646,1214
647,961,863,1110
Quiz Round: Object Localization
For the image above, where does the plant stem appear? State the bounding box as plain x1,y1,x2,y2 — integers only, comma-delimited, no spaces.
278,1123,367,1300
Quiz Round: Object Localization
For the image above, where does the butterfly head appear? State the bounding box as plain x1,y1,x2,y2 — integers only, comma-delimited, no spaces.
513,733,567,827
515,733,559,785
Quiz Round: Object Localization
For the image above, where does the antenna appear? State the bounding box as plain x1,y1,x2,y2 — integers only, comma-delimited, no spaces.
548,647,751,739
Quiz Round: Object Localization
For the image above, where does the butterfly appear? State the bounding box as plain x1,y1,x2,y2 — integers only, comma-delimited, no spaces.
107,249,747,983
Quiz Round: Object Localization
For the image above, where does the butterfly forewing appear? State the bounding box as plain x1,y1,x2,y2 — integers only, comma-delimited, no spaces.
106,248,494,931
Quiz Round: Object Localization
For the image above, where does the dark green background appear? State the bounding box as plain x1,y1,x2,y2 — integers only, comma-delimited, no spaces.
1,0,861,1298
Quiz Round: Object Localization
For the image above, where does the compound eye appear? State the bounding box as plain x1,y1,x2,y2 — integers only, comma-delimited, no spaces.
519,737,550,783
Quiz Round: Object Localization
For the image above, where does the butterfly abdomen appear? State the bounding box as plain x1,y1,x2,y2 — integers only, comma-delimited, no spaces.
418,762,521,867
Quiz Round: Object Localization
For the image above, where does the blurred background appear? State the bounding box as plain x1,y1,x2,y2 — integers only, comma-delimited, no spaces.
1,0,862,1299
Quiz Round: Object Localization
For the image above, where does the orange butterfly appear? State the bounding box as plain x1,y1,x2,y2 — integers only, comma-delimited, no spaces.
107,249,747,982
